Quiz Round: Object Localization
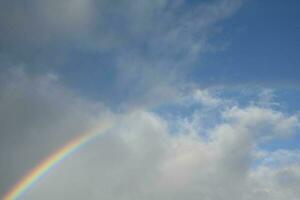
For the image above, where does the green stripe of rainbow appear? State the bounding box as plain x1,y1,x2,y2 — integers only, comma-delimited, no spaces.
2,123,112,200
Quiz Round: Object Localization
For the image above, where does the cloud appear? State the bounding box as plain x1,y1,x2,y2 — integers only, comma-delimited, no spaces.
0,0,244,109
27,104,299,200
1,1,300,200
193,88,221,106
249,162,300,200
2,71,299,199
0,69,112,195
257,149,300,167
0,0,94,46
0,0,242,53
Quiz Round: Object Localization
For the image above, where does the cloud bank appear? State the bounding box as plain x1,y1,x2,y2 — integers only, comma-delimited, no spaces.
0,70,299,200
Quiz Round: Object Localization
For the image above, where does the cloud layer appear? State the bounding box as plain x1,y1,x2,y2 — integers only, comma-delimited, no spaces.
1,71,299,200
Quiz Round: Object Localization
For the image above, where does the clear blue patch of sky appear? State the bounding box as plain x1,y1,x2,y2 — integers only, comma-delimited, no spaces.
56,51,116,97
191,0,300,86
261,133,300,151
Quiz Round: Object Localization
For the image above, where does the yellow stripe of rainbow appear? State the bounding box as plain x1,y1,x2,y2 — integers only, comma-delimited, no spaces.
2,123,112,200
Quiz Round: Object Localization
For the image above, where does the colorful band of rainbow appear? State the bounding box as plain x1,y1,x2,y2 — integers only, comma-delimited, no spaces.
2,123,112,200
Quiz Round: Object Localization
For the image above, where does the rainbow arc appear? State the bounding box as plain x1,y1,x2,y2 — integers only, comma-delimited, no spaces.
2,123,112,200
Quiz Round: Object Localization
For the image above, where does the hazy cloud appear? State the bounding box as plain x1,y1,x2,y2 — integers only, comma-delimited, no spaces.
0,0,243,108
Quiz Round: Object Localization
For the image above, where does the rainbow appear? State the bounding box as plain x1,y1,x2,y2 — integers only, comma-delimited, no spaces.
2,122,113,200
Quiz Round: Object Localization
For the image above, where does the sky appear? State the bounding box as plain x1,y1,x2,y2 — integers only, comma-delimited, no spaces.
0,0,300,199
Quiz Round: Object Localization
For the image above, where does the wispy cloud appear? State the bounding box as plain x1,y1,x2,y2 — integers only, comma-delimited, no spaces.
0,0,243,108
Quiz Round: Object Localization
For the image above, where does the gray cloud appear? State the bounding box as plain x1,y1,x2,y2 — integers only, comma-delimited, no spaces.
0,69,112,196
0,0,242,51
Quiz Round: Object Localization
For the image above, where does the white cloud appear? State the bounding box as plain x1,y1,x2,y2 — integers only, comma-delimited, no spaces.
248,165,300,200
1,1,300,199
193,89,221,106
256,88,279,107
222,106,299,138
2,71,298,199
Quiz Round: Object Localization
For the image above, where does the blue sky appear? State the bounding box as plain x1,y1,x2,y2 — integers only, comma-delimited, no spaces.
1,0,299,102
192,0,300,85
15,0,299,107
0,0,300,199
